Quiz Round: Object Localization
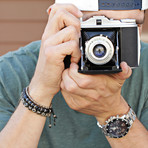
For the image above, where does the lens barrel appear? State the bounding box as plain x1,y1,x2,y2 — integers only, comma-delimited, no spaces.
85,36,114,65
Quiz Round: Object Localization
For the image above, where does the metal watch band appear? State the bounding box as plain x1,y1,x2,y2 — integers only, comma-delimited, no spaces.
97,107,136,138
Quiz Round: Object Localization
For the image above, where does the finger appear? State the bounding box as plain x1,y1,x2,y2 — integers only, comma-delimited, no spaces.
59,40,81,63
61,69,98,99
43,25,79,46
61,69,78,92
113,62,132,80
43,8,81,39
45,40,80,63
48,3,83,20
68,63,104,89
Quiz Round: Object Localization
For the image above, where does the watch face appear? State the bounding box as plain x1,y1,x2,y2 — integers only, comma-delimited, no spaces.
106,118,130,138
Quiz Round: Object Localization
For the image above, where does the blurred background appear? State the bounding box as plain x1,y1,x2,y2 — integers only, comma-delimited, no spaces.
0,0,148,56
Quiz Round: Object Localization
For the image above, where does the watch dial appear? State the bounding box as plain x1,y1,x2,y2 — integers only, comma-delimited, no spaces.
107,119,130,138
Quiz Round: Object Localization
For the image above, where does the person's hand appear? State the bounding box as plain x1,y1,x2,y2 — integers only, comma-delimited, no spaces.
61,62,132,124
29,4,82,106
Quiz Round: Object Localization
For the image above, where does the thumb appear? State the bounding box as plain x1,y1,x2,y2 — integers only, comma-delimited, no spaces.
70,63,79,72
115,62,132,80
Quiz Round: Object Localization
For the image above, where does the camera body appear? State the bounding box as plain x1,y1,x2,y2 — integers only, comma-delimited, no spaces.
78,16,140,74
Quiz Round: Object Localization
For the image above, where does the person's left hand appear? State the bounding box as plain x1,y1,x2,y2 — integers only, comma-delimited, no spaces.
61,62,132,124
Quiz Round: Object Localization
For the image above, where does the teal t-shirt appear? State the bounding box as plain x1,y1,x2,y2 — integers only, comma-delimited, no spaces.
0,41,148,148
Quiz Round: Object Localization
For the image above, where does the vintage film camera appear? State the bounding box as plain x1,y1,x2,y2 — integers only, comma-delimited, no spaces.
78,16,140,74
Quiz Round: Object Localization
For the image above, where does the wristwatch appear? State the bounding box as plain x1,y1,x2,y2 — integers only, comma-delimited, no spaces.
97,107,136,138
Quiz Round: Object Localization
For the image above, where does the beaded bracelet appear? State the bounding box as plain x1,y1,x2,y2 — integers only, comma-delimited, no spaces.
20,87,57,128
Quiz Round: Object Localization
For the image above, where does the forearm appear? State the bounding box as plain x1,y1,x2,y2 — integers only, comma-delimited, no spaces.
107,118,148,148
0,101,48,148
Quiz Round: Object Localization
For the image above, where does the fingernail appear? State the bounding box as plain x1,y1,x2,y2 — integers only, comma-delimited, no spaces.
46,7,51,15
77,11,83,17
70,63,78,70
124,62,129,74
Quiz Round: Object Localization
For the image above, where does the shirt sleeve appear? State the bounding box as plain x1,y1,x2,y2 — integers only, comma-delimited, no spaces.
140,96,148,130
0,41,40,131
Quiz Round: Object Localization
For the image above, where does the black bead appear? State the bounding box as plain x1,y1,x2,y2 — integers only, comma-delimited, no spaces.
48,109,51,112
24,94,28,99
37,111,41,114
37,107,41,114
41,112,46,116
34,105,38,110
23,98,26,102
24,102,29,107
40,108,44,113
26,98,29,102
32,108,36,112
37,107,41,110
44,109,49,113
28,100,32,105
31,103,35,107
28,105,33,110
21,87,58,128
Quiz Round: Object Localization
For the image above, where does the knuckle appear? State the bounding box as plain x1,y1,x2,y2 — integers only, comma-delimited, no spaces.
65,83,77,93
56,9,66,18
51,3,59,11
71,40,78,49
78,79,90,88
75,21,81,29
88,91,101,101
93,94,101,101
42,40,54,55
44,47,56,60
99,84,106,92
79,81,87,88
68,26,77,35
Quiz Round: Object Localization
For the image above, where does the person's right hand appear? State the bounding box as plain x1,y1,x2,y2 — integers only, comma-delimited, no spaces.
29,4,82,106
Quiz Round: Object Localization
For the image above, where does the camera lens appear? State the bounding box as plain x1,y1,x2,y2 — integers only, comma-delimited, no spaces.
85,36,114,65
93,44,106,58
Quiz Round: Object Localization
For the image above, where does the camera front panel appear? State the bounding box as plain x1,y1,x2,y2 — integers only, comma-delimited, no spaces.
79,28,122,74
